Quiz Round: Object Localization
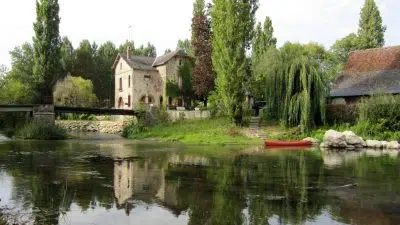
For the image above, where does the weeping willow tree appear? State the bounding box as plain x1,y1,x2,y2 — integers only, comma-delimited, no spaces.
262,43,328,132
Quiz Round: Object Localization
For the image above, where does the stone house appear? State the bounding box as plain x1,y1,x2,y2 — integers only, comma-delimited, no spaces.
330,46,400,105
112,49,191,109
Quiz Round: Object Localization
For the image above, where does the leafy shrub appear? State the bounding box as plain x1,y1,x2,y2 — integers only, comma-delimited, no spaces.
122,108,170,138
16,121,67,140
358,94,400,131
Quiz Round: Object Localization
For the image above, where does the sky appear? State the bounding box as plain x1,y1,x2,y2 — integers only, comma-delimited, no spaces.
0,0,399,68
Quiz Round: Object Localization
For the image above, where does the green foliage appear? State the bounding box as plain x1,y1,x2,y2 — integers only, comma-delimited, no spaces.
60,36,75,76
260,43,328,132
252,16,277,61
358,94,400,131
54,75,98,107
95,41,118,104
135,42,157,57
33,0,62,103
123,108,170,138
166,80,181,99
16,121,67,140
211,0,259,126
179,60,195,108
330,33,360,64
176,39,193,56
207,91,227,117
358,0,386,49
0,79,33,104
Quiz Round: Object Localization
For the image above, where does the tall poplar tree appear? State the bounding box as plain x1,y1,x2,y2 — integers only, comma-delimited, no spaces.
33,0,62,103
358,0,386,49
252,16,277,60
211,0,258,125
191,0,213,105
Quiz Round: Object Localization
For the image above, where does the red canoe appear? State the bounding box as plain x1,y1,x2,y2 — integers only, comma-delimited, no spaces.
264,140,312,147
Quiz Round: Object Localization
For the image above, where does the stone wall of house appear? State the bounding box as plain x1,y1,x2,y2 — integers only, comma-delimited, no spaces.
115,58,134,109
56,120,126,134
131,69,163,108
167,110,211,122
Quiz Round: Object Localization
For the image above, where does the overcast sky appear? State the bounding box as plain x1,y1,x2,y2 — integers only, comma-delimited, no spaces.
0,0,399,67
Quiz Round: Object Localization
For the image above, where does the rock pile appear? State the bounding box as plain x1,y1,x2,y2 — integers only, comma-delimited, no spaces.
320,130,399,150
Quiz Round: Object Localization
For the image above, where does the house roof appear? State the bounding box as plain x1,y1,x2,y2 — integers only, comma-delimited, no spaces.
330,46,400,97
152,49,188,67
112,50,190,72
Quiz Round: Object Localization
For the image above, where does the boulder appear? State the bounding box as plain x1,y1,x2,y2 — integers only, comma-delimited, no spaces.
366,140,382,149
387,141,399,149
342,131,366,147
323,130,347,148
381,141,389,149
303,137,319,145
320,142,327,149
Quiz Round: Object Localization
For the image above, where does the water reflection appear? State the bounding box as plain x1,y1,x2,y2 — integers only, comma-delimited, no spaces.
0,141,399,225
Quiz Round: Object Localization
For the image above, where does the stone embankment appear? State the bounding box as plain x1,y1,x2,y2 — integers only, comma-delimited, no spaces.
56,120,127,134
320,130,399,150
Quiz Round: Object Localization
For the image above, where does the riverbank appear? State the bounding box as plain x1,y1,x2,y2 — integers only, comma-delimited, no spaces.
124,117,261,145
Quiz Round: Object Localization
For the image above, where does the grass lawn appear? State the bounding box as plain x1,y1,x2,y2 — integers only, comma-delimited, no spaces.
127,117,261,145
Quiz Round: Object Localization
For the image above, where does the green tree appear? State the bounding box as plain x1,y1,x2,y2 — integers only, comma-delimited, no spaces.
179,60,195,108
164,48,172,54
33,0,62,103
211,0,259,125
0,79,33,104
261,43,328,132
358,0,386,49
72,40,96,86
54,75,98,107
118,40,135,54
330,33,360,64
8,43,35,89
191,0,214,105
95,41,118,105
252,16,277,60
177,39,193,56
60,36,75,75
134,42,157,57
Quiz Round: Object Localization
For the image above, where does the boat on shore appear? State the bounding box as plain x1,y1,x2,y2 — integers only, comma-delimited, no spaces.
264,140,312,148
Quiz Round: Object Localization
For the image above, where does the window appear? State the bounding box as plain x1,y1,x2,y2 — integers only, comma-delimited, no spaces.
159,96,163,106
179,59,182,66
144,74,151,79
128,95,131,107
119,78,122,91
120,62,122,70
118,97,123,108
128,76,131,88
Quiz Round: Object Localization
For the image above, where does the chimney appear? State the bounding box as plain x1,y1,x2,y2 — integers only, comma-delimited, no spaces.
127,46,131,60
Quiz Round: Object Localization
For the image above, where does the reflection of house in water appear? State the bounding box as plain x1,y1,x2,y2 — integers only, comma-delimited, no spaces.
113,155,210,215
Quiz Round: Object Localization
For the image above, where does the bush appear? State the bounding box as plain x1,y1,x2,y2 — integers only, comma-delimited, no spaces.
358,94,400,131
122,108,170,138
16,121,67,140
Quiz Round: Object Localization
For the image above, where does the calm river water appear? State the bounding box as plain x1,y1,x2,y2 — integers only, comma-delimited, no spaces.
0,139,399,225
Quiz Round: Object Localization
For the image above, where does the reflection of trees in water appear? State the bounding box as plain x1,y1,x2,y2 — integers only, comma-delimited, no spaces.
1,141,400,225
203,151,326,225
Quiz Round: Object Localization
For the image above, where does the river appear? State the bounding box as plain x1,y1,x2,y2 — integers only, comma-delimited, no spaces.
0,139,399,225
